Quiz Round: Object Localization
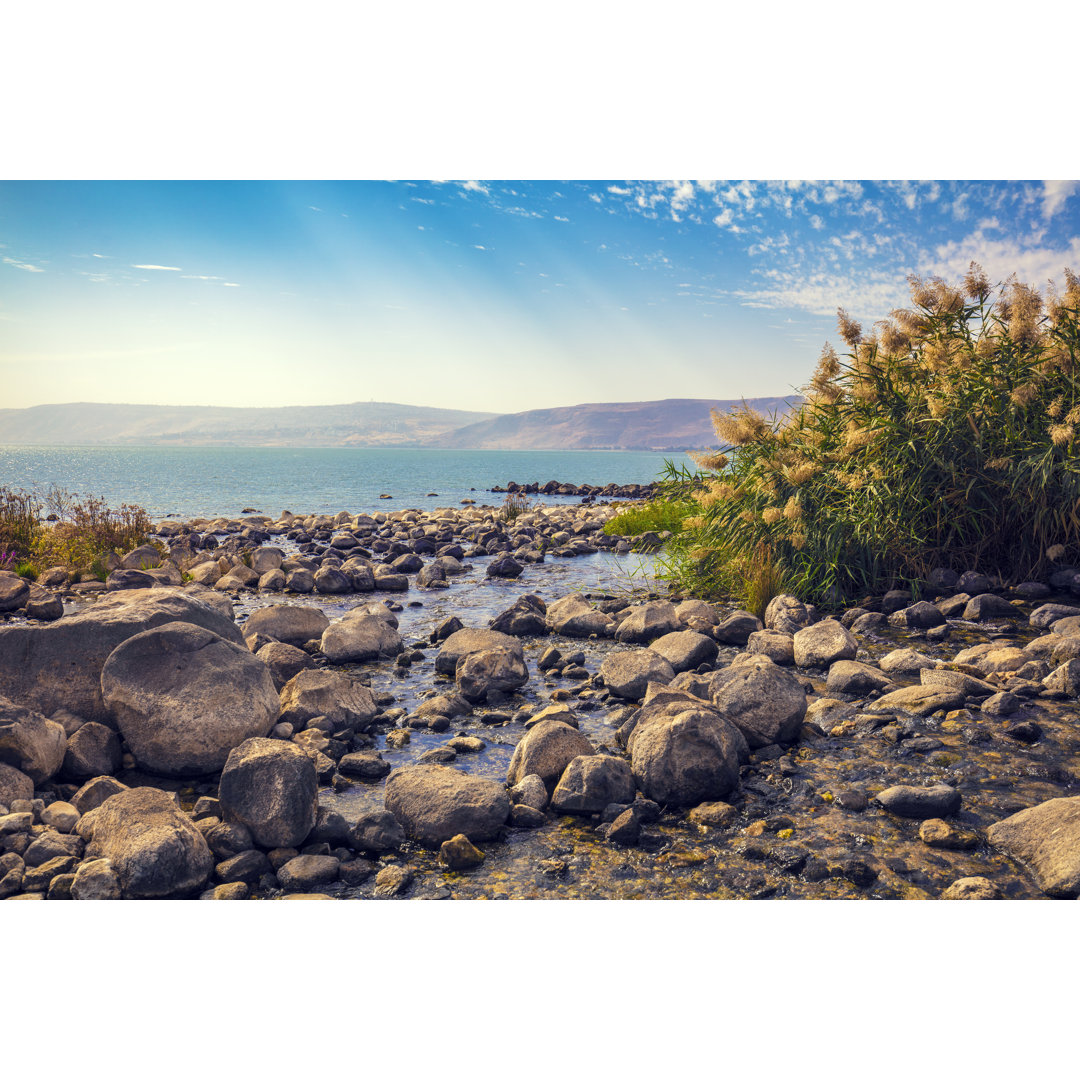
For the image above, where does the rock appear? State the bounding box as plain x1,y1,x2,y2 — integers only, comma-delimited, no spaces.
1042,658,1080,697
216,849,272,884
23,585,63,622
439,833,485,870
878,648,937,675
875,784,961,819
284,569,314,593
84,787,213,898
614,600,681,644
338,751,392,779
39,801,79,833
963,593,1017,621
982,691,1021,718
888,601,946,629
70,857,122,900
373,864,413,897
385,764,510,845
707,654,807,748
849,611,886,634
61,722,122,781
306,806,351,846
486,555,524,579
242,604,330,646
445,736,485,754
0,571,30,612
255,641,315,690
489,595,548,637
550,755,635,815
278,669,378,731
505,720,595,788
0,698,66,784
434,628,522,675
70,776,127,815
1030,603,1080,630
203,821,254,860
320,610,403,663
688,801,738,827
920,667,997,698
745,629,795,665
627,698,745,807
510,804,547,828
277,854,340,889
764,594,812,633
941,876,1002,900
714,610,762,645
793,620,858,668
867,684,964,716
956,570,992,594
648,630,718,673
509,774,548,811
919,818,978,850
545,593,614,637
606,809,641,846
350,810,405,854
825,660,893,696
456,646,529,703
101,623,279,776
0,761,33,807
23,830,83,865
987,796,1080,898
218,738,318,849
599,649,675,701
675,599,719,630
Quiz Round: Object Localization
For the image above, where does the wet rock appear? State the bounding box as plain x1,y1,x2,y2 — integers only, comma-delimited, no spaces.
1042,658,1080,697
868,685,964,717
713,610,762,646
70,857,122,900
338,751,392,779
963,593,1018,621
277,854,340,890
764,594,812,634
1004,721,1042,743
920,667,997,698
509,774,548,811
888,601,946,629
688,801,738,828
825,660,893,696
385,764,510,845
84,787,212,899
878,648,937,675
435,628,522,675
600,649,675,701
551,755,635,815
615,600,681,644
350,810,405,854
836,790,868,812
101,623,279,776
374,864,413,897
489,594,548,637
745,629,795,665
446,736,485,754
875,784,961,819
793,620,857,667
545,594,614,637
320,609,403,663
850,611,886,634
60,722,122,782
486,555,524,579
708,654,807,748
919,818,978,849
606,809,641,846
628,699,745,807
456,645,529,703
70,776,127,815
243,604,330,646
218,738,318,849
506,720,595,788
987,796,1080,898
278,669,378,731
439,834,485,870
0,698,66,784
648,630,718,673
510,804,548,828
941,876,1002,900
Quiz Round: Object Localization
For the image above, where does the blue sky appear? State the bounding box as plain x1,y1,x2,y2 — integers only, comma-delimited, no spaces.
2,179,1079,413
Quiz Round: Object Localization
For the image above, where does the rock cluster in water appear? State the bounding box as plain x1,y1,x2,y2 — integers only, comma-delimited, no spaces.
2,504,1080,900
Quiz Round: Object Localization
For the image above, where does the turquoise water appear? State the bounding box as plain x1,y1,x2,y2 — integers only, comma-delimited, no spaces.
0,445,686,519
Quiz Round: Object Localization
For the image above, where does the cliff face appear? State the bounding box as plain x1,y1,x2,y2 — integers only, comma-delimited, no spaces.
430,397,800,450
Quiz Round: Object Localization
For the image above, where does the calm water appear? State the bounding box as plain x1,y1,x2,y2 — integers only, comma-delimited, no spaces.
0,445,686,519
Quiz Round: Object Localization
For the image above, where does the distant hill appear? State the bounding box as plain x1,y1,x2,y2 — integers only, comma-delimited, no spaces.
430,397,800,451
0,401,498,447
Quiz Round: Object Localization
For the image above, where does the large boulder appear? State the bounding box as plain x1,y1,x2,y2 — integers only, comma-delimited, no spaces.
506,719,595,788
456,646,529,703
826,660,894,696
600,649,675,701
545,594,614,637
792,620,857,668
714,610,762,645
242,604,330,647
254,641,315,690
614,601,681,644
0,761,33,807
489,595,548,637
0,572,30,612
0,589,242,723
987,796,1080,898
84,787,213,899
384,764,510,845
707,654,807,748
320,610,403,663
434,628,522,675
627,697,745,807
0,696,66,784
550,754,635,815
278,669,378,731
764,594,812,634
218,738,318,849
60,721,122,781
648,631,718,674
100,623,279,777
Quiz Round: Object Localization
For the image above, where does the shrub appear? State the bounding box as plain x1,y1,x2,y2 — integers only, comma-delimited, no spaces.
499,490,532,523
667,265,1080,604
603,498,695,537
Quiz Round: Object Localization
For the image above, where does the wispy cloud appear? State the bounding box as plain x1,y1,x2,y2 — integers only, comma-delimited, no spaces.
1042,180,1078,221
132,264,182,271
223,282,240,287
308,206,323,212
460,181,489,195
181,274,221,280
2,255,45,272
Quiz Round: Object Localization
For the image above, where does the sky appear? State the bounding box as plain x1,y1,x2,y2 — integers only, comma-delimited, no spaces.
2,180,1078,414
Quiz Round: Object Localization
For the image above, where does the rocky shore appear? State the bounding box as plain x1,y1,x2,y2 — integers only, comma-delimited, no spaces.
2,500,1080,900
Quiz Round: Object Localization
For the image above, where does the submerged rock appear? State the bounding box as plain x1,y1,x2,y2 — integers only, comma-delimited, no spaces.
987,796,1080,898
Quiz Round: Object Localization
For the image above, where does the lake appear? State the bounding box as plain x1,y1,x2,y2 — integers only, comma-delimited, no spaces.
0,445,688,519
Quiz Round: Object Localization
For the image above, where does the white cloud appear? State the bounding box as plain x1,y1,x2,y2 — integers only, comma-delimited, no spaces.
181,274,222,280
589,193,603,203
461,180,489,194
308,206,323,212
952,193,970,221
132,264,181,271
91,253,108,259
2,255,45,272
473,244,486,250
607,185,631,195
713,208,741,233
809,214,824,230
1042,180,1078,220
223,282,240,287
923,228,1080,290
554,215,569,222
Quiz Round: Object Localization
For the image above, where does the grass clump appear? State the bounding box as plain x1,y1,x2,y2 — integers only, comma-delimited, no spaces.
604,498,695,537
665,265,1080,605
499,490,532,523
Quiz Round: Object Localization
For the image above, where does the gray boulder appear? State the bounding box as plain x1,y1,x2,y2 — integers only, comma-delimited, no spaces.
277,854,340,890
489,595,548,637
792,620,857,668
0,588,242,723
714,610,762,645
242,604,330,646
0,696,66,784
550,755,635,815
350,810,405,854
707,654,807,748
0,571,30,612
615,600,681,644
826,660,894,696
456,646,529,703
385,764,510,845
875,784,961,819
745,629,795,665
434,628,523,675
320,610,403,663
600,649,675,701
648,630,718,673
278,669,378,731
70,776,128,815
888,601,946,629
545,594,614,637
84,787,213,898
60,721,122,781
101,623,279,776
0,761,33,807
986,796,1080,898
506,720,595,788
218,737,318,849
255,641,315,690
764,594,812,633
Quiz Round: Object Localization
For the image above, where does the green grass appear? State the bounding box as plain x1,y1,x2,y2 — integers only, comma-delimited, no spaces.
603,499,694,537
